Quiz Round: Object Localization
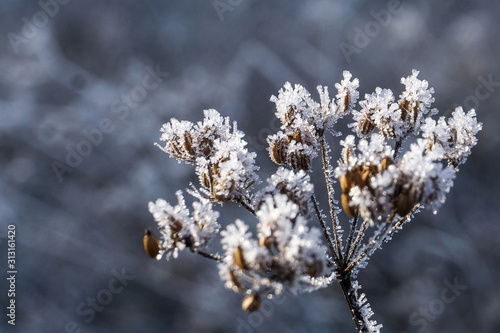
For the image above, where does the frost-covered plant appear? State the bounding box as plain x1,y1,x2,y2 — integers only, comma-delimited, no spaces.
143,70,481,332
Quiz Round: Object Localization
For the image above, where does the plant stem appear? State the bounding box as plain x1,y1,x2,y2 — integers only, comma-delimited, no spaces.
347,218,370,263
339,273,366,332
312,194,340,266
191,248,222,262
234,197,256,216
320,138,344,263
344,214,359,259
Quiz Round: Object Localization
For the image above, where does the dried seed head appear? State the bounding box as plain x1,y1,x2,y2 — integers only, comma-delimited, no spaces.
242,294,261,313
233,247,248,270
143,229,160,258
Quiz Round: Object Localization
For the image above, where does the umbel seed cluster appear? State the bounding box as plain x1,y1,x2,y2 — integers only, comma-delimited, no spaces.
144,70,481,332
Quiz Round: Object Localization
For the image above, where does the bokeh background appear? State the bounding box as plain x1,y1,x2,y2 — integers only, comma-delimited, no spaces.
0,0,499,332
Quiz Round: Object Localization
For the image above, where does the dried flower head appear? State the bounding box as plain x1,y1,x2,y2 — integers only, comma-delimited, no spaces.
267,129,317,170
256,167,314,217
157,109,259,202
218,194,329,297
422,107,482,169
148,191,220,259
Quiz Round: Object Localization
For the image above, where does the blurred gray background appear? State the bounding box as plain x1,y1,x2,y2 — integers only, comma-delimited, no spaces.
0,0,499,332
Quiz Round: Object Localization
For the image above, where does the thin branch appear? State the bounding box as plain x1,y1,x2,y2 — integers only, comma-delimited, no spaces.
345,206,419,273
344,214,359,260
312,194,340,267
347,218,370,263
394,138,403,159
234,197,256,216
320,138,344,263
191,248,223,262
386,204,420,239
344,214,395,273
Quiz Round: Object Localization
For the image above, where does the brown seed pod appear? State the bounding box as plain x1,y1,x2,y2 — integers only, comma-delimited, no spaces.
259,235,270,249
198,137,213,157
358,113,375,136
271,139,287,165
169,218,183,233
339,175,350,193
339,91,351,116
399,99,409,121
297,152,311,170
396,192,414,217
288,150,311,171
242,294,261,313
183,132,195,156
343,148,352,164
170,141,183,159
233,247,248,270
360,168,372,187
143,229,160,258
284,105,297,128
201,170,211,189
341,193,356,218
